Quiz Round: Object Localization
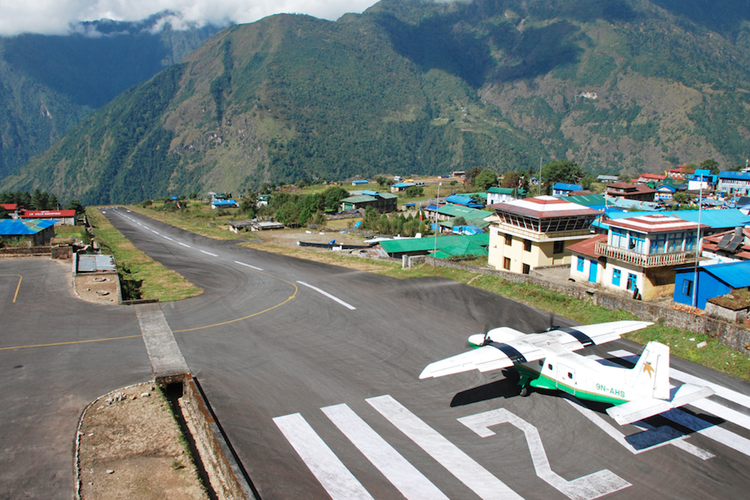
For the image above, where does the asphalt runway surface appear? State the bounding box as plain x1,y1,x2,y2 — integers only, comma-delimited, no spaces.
4,207,750,499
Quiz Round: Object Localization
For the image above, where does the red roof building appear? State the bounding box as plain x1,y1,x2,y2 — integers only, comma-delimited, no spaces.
605,182,657,202
1,203,18,212
636,173,667,184
18,209,77,225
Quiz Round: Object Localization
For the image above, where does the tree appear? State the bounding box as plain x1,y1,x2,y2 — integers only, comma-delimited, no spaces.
541,160,584,185
465,166,483,185
66,199,85,213
501,171,520,188
405,186,424,197
274,201,301,226
473,169,498,190
700,159,720,175
240,196,256,217
323,186,349,212
48,194,59,210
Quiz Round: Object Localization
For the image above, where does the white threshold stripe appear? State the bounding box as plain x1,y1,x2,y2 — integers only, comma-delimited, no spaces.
200,250,218,257
322,403,449,500
297,281,356,310
607,350,750,431
273,413,374,500
367,395,523,500
179,242,191,248
234,260,263,271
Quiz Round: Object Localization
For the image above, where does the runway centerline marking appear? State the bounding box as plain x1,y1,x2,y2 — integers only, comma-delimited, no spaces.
179,242,191,248
297,281,356,310
274,413,374,500
200,250,218,257
234,260,263,271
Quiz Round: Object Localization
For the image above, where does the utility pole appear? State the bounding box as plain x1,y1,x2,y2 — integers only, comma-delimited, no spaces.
692,176,703,308
433,182,441,256
538,157,543,196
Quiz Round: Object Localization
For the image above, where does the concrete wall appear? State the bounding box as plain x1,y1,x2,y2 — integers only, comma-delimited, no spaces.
424,257,750,354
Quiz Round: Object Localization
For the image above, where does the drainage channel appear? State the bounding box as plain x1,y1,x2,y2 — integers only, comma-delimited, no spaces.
163,382,219,500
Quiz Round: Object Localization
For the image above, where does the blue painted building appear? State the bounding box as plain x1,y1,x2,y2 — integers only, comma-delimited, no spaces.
674,260,750,309
552,183,583,196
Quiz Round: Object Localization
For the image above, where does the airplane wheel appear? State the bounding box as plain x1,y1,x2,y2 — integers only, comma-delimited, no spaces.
519,385,530,397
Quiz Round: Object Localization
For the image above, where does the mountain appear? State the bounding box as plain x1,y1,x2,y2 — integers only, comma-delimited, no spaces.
0,13,222,180
4,0,750,205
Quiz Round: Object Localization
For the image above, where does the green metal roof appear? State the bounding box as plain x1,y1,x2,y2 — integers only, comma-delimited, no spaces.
342,195,377,204
437,205,492,225
563,194,607,207
379,233,489,255
378,193,399,200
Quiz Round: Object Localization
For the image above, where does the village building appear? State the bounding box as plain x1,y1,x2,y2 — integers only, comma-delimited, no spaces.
604,182,657,202
340,191,398,213
0,219,58,246
551,183,583,196
585,214,706,300
636,173,667,184
673,260,750,311
701,227,750,263
18,209,77,226
717,171,750,197
487,187,524,205
486,196,599,274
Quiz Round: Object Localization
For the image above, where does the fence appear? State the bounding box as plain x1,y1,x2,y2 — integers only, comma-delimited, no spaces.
421,257,750,354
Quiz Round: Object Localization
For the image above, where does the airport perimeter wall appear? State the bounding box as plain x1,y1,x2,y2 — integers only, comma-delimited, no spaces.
422,257,750,354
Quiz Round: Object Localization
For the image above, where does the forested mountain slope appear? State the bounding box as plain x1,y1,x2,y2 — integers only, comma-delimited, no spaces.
5,0,750,204
0,13,220,180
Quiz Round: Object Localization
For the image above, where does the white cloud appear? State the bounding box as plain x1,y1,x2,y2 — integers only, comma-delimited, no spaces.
0,0,380,36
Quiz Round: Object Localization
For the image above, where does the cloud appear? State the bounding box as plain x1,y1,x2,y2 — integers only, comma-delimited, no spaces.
0,0,379,37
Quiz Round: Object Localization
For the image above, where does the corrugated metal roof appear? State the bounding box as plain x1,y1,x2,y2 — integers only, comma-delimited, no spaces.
563,194,607,207
491,196,600,219
553,183,583,191
379,233,489,254
595,209,750,231
701,261,750,289
78,254,116,273
0,219,57,235
342,195,377,204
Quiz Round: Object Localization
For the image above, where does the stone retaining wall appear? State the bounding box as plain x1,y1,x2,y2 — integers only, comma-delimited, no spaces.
423,257,750,354
0,246,52,257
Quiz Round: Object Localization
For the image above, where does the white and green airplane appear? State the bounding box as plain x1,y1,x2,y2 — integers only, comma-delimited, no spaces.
420,320,714,425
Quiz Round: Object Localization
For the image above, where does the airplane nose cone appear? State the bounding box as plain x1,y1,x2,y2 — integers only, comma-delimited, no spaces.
468,334,486,348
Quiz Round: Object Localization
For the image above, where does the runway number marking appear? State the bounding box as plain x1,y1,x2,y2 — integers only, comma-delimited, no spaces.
458,408,631,500
297,281,356,310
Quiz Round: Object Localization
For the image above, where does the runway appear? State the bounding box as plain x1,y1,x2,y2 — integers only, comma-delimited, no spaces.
3,205,750,499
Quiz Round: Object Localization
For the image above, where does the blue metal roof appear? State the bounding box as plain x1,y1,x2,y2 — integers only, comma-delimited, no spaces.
678,261,750,289
719,171,750,180
0,219,57,235
445,194,483,208
553,183,583,191
593,208,750,231
361,190,379,196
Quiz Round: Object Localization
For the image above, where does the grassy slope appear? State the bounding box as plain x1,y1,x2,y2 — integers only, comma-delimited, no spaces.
86,207,203,301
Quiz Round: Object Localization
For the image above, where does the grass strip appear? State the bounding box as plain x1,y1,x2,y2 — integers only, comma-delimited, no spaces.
87,208,203,302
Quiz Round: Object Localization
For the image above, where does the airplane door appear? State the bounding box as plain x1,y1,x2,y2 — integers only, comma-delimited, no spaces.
557,363,577,396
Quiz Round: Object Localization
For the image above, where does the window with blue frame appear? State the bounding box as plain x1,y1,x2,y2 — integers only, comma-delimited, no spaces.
629,233,645,253
611,229,625,249
627,273,638,291
653,234,667,254
685,232,695,251
612,268,621,286
682,279,693,297
667,232,681,252
577,256,584,272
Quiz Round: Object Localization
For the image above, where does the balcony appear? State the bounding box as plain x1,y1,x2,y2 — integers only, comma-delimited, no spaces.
595,242,697,268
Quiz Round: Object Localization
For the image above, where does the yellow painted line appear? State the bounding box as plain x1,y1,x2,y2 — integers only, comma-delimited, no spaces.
0,263,298,350
172,266,299,333
0,274,23,303
0,334,144,351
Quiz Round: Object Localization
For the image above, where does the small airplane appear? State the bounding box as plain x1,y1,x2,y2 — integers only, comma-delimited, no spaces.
419,320,715,425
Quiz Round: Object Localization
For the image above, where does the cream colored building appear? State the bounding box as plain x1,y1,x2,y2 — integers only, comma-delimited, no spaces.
486,196,600,274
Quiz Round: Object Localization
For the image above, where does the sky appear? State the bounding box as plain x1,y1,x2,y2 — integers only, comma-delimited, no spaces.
0,0,381,37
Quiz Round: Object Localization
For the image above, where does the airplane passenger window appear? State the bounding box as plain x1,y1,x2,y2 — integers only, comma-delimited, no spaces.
568,372,573,379
548,364,553,370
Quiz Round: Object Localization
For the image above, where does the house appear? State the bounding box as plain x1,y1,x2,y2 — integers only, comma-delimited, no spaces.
636,173,667,185
487,187,524,205
597,175,619,183
568,234,608,285
701,227,750,263
390,182,415,193
655,185,677,201
18,209,77,226
592,208,750,237
444,194,483,209
666,166,695,180
718,171,750,196
0,219,58,246
351,180,370,186
340,191,398,213
552,183,584,196
211,199,239,209
378,233,489,259
673,260,750,310
688,169,717,191
592,214,706,300
426,204,491,231
1,203,18,213
486,196,600,274
604,182,657,202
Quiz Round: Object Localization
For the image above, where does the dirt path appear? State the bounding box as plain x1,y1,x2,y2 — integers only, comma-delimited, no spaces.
76,383,208,500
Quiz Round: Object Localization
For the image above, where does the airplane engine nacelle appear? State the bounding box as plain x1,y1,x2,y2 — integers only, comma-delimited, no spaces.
469,327,527,347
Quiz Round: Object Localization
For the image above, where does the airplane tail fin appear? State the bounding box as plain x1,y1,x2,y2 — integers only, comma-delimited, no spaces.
628,341,671,400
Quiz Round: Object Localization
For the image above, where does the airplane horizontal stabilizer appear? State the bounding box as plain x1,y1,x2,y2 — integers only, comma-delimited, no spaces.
606,384,715,426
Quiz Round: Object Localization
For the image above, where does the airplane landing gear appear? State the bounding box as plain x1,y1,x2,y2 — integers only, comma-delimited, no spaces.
519,384,530,397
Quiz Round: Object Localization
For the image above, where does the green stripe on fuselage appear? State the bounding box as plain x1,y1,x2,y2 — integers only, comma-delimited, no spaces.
516,364,628,405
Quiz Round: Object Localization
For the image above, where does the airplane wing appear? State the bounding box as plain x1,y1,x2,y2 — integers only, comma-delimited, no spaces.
419,339,545,379
542,321,653,352
606,384,715,426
